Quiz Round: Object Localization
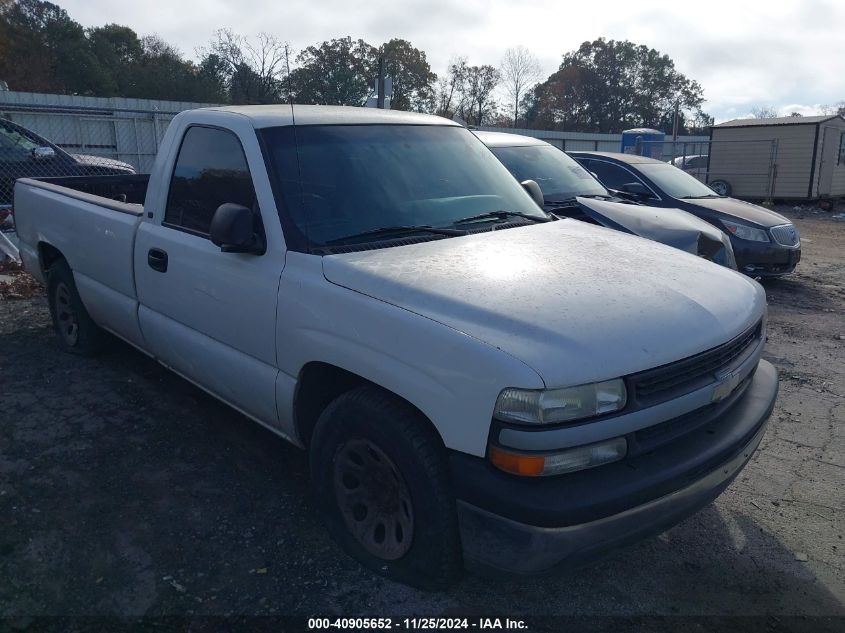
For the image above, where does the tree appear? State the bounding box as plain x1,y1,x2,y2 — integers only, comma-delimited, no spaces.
686,109,714,134
820,101,845,116
750,105,778,119
0,0,95,93
200,29,286,103
500,46,541,127
195,53,229,103
0,1,227,101
789,111,803,117
434,57,467,119
87,24,143,95
290,37,374,106
433,59,499,126
462,64,500,126
524,38,708,133
376,38,435,112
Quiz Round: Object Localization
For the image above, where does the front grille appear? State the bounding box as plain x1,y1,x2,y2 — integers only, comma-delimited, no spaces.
631,371,754,455
770,224,800,247
629,320,762,403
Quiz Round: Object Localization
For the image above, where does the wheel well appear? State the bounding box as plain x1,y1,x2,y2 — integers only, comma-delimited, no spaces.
293,362,434,448
38,242,65,275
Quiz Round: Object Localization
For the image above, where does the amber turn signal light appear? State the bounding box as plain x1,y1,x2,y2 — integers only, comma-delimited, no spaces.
488,446,545,476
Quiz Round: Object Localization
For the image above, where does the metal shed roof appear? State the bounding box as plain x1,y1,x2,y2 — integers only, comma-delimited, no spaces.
716,115,844,128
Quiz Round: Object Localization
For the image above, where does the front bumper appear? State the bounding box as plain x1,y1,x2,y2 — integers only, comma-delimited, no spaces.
732,238,800,277
454,359,778,574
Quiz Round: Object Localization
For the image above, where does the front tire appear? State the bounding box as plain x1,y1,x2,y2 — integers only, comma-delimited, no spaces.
310,386,462,589
47,260,105,355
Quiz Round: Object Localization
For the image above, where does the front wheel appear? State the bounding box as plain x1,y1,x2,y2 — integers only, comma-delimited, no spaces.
310,386,462,589
47,260,106,355
709,179,732,197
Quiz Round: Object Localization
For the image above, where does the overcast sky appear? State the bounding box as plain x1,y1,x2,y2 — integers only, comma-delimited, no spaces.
61,0,845,122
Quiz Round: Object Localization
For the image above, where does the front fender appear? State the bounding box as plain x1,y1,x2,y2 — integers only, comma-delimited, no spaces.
276,253,544,457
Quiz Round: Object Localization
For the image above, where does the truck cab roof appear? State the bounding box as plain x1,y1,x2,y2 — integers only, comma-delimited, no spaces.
198,104,460,129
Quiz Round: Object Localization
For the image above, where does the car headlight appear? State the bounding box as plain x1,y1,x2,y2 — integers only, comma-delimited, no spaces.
720,220,770,242
494,379,627,425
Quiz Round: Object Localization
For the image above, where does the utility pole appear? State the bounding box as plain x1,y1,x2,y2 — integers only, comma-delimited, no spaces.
377,56,385,109
672,100,680,141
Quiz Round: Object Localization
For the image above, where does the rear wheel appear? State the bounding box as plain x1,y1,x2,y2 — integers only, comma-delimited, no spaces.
47,260,105,355
310,386,462,589
709,179,732,197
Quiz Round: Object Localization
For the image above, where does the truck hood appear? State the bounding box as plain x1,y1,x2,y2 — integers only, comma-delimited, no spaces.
575,197,736,268
322,220,765,387
687,196,789,228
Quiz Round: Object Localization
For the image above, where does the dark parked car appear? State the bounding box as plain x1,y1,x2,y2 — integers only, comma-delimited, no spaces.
0,117,135,208
569,151,801,277
477,132,736,269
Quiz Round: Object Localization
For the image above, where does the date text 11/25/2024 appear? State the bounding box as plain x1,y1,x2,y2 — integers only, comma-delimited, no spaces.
307,617,528,630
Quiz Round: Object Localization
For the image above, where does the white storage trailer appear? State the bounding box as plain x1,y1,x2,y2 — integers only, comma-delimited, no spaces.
709,115,845,200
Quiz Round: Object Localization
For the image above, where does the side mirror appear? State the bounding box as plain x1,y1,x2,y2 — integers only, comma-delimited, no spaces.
210,203,265,254
621,182,653,199
520,179,545,208
31,147,56,160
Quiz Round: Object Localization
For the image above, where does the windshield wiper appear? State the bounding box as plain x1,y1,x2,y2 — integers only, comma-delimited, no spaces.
575,193,614,200
545,197,578,205
679,194,721,199
545,193,613,206
324,225,466,245
451,210,551,225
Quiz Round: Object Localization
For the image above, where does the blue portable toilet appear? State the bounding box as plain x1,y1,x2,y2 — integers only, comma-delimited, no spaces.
621,128,665,158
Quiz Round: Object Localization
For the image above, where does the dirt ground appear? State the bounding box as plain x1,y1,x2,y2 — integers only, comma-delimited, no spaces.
1,208,843,627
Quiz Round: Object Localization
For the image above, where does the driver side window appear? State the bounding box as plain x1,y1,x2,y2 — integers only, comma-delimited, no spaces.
164,126,257,237
587,160,638,191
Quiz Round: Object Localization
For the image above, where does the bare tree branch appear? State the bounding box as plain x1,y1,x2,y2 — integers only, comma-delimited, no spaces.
750,105,778,119
500,46,541,127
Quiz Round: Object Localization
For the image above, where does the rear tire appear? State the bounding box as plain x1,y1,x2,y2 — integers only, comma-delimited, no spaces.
310,385,462,589
47,260,106,355
709,179,732,197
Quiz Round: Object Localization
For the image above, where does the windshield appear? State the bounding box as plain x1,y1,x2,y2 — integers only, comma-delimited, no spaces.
637,163,722,198
260,124,545,249
0,121,41,160
490,145,607,200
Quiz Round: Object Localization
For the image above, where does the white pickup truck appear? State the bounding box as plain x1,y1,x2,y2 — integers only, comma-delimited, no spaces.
14,105,778,588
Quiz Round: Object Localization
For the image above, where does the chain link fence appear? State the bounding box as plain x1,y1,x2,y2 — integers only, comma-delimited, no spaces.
640,138,779,200
0,102,181,210
1,102,185,259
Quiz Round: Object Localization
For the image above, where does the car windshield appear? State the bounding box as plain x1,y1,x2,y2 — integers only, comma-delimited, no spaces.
260,124,545,249
490,145,608,200
637,163,721,198
0,121,41,159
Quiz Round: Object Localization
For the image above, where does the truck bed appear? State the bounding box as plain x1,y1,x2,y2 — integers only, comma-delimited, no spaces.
34,174,150,205
14,176,146,348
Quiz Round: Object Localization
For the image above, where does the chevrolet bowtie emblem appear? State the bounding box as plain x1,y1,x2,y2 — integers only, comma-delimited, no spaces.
712,369,742,403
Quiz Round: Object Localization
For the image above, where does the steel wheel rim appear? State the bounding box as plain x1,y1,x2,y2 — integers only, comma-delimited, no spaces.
711,182,727,196
333,438,414,560
55,282,79,346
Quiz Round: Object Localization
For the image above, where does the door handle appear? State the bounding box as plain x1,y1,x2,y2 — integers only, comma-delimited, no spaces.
147,248,168,273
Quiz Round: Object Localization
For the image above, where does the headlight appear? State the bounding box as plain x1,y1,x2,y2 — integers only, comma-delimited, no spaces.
720,220,770,242
494,379,627,425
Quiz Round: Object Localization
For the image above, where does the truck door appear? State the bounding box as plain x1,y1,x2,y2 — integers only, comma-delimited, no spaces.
134,125,284,428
